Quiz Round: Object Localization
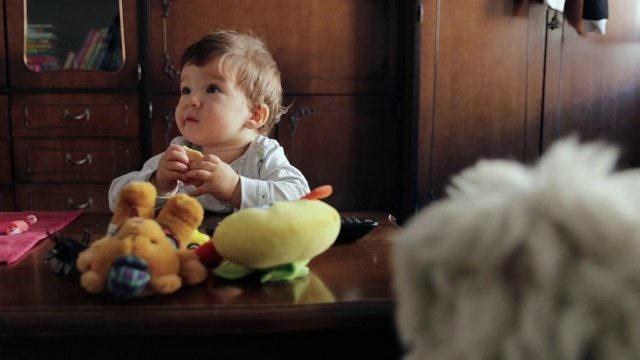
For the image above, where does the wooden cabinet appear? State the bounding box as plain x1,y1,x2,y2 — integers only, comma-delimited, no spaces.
417,0,640,208
147,0,407,214
3,0,141,213
2,0,637,220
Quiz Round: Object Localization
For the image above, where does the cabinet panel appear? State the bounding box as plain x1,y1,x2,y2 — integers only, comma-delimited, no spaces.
542,1,640,168
5,0,139,88
148,0,399,95
11,94,139,138
417,0,546,204
0,0,6,87
15,184,110,213
0,140,11,184
0,96,12,186
277,95,400,213
150,94,181,156
0,96,9,138
13,139,140,183
0,185,15,212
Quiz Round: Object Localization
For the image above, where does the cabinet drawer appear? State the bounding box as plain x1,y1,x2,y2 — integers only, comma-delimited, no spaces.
0,140,12,183
13,139,140,183
15,184,110,213
11,94,139,138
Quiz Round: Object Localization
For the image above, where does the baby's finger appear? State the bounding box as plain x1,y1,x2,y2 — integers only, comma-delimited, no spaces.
185,169,206,188
165,145,189,164
187,184,208,198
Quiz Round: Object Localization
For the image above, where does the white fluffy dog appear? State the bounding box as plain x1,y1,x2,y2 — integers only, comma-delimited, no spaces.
393,137,640,360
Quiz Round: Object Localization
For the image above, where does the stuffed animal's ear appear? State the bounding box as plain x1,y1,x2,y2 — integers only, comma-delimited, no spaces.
156,194,204,248
108,182,157,235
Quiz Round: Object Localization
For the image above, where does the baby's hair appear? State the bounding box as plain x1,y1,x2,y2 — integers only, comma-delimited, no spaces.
180,29,289,135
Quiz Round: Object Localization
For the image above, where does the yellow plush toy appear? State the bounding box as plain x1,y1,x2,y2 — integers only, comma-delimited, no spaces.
194,185,341,283
76,182,208,297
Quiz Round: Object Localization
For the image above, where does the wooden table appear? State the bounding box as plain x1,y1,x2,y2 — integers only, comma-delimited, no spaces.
0,212,402,359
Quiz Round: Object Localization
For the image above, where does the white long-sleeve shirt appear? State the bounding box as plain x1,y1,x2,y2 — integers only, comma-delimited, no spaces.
109,135,310,213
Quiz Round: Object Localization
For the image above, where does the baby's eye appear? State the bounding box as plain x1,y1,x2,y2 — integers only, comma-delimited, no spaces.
180,87,191,95
206,85,221,94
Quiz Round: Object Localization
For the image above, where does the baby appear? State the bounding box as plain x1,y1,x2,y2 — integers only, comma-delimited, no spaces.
109,30,309,213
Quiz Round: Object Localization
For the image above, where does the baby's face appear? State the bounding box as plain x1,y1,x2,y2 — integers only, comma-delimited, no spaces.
176,60,254,149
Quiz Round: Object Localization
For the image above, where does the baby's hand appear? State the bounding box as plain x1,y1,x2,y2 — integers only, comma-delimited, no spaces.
154,145,190,195
186,154,240,206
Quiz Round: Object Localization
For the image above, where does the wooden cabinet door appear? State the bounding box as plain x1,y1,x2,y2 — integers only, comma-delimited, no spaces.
417,0,547,205
542,2,640,168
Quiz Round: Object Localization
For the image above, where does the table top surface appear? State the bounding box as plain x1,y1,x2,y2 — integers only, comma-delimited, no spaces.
0,211,399,336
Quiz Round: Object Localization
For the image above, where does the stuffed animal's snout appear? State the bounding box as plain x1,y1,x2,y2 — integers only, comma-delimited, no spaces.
107,254,151,298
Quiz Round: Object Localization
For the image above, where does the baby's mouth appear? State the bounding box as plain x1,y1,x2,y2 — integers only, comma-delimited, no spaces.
185,116,199,123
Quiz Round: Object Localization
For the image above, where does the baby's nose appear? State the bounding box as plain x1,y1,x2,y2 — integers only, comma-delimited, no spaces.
187,95,200,107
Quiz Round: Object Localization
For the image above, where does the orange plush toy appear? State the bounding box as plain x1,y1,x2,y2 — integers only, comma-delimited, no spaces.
76,182,208,297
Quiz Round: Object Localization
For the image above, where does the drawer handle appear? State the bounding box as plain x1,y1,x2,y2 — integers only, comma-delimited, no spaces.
63,109,91,121
65,153,92,166
67,197,94,210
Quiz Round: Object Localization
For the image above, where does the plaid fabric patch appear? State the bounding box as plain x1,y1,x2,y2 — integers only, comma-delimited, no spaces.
107,255,151,298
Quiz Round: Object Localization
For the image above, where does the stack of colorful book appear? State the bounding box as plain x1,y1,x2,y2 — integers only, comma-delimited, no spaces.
26,24,61,72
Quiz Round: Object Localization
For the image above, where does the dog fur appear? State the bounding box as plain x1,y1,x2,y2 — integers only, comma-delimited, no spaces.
393,137,640,360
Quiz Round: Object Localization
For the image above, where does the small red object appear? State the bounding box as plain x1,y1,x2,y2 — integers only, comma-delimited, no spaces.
193,241,223,266
7,220,29,235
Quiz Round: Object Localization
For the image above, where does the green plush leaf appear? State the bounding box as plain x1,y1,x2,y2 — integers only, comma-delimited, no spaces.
260,259,311,283
212,260,254,279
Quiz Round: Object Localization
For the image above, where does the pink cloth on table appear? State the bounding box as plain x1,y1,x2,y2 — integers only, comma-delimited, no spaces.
0,210,84,266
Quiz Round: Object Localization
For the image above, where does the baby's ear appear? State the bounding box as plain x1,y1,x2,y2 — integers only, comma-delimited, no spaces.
246,103,269,129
